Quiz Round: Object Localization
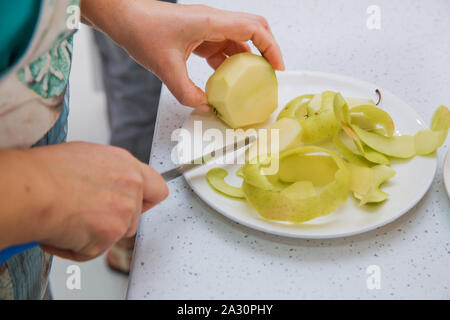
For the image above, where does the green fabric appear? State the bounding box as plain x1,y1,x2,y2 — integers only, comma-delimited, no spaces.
0,0,42,75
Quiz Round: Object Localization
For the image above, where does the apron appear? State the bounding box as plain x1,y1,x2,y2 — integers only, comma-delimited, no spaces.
0,0,79,299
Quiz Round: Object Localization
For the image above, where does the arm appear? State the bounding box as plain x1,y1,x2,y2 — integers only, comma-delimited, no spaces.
81,0,285,111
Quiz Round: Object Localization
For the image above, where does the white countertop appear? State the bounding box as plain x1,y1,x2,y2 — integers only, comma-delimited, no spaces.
127,0,450,299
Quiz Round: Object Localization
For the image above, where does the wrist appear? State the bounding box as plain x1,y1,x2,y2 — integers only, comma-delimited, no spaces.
81,0,155,45
24,147,65,245
0,149,56,248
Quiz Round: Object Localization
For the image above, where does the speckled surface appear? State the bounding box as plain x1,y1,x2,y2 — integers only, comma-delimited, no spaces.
127,0,450,299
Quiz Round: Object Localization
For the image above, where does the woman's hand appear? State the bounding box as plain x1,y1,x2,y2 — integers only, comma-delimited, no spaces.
0,142,168,261
81,0,285,111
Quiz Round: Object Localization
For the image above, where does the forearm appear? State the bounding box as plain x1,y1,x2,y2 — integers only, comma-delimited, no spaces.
0,149,55,249
81,0,147,43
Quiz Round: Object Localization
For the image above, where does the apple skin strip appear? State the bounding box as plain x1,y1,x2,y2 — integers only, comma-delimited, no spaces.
350,114,376,130
277,94,313,119
278,92,339,143
334,93,390,164
351,105,449,158
241,146,350,223
350,105,395,137
351,125,416,158
206,168,245,199
332,94,450,159
207,146,352,223
333,130,374,167
415,105,450,155
348,164,395,205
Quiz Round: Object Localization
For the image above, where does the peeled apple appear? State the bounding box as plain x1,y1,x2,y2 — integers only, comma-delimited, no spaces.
206,53,278,128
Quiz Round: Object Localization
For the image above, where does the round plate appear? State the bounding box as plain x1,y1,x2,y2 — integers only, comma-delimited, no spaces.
178,70,437,239
444,149,450,199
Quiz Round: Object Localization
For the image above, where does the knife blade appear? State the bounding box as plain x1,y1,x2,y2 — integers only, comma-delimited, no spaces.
161,135,256,181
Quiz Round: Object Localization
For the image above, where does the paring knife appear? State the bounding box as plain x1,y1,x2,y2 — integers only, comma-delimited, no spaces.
0,135,256,264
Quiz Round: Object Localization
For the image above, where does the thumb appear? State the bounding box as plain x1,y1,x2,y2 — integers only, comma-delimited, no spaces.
163,56,210,111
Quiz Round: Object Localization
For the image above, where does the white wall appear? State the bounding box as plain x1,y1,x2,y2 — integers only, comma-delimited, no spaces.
49,25,128,300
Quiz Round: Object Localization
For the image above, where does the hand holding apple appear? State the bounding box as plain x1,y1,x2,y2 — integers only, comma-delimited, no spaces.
81,0,285,111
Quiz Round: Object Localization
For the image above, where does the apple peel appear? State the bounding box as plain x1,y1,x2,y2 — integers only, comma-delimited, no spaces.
206,168,245,199
278,92,339,143
334,93,390,164
349,164,395,205
241,146,350,223
345,105,449,158
205,89,448,225
276,94,313,119
333,130,374,167
415,105,450,155
350,105,395,137
341,124,390,165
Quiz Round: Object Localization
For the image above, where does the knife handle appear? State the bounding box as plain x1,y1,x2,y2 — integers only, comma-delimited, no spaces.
0,242,39,264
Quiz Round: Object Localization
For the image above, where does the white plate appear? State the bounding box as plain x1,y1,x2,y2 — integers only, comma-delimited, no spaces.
178,70,437,239
444,149,450,199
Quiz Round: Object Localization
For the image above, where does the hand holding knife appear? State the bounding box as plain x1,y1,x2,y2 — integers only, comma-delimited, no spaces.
0,135,256,263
